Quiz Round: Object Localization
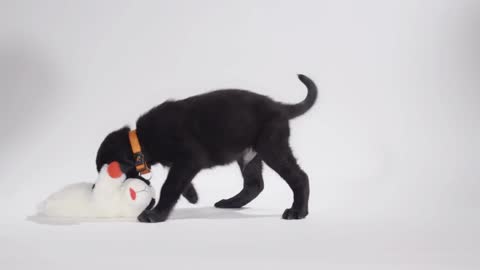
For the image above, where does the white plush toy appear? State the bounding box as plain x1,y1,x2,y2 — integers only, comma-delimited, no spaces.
37,162,155,218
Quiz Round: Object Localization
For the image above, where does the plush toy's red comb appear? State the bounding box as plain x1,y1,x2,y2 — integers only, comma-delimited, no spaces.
107,162,123,178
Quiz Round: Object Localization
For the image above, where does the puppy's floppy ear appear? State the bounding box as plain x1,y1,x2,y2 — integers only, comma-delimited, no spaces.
96,126,132,172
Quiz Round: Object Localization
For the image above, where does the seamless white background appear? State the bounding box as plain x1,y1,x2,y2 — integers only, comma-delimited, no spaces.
0,1,479,269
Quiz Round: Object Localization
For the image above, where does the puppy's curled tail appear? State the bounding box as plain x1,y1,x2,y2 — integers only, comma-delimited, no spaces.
282,74,318,119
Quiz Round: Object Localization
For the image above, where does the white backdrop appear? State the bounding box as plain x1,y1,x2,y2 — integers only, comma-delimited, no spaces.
0,1,479,269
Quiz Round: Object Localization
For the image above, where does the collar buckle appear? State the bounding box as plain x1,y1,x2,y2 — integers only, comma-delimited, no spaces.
133,152,150,174
129,130,151,175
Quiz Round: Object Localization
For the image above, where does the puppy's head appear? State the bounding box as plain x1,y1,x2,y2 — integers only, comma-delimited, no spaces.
95,126,137,177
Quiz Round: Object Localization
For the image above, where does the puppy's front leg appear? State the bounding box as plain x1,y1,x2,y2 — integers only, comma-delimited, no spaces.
138,163,199,223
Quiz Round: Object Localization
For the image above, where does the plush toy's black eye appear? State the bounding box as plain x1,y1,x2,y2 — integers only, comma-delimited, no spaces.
92,184,96,190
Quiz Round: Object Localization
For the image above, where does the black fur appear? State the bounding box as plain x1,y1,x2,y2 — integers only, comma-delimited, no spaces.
95,74,317,223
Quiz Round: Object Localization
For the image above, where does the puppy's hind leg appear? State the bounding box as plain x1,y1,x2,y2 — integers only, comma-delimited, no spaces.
215,153,264,208
256,119,310,220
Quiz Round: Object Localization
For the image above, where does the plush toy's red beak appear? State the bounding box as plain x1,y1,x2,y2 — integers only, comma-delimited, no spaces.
129,188,137,200
107,162,123,179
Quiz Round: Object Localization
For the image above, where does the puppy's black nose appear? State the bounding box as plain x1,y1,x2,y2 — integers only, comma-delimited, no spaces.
119,163,132,174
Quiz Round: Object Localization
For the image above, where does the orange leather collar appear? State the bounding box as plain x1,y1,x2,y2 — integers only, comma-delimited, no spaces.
128,130,151,175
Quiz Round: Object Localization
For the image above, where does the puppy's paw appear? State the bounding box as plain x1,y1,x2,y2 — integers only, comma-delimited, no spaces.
137,210,168,223
214,199,243,209
282,208,308,220
145,198,156,210
183,185,198,204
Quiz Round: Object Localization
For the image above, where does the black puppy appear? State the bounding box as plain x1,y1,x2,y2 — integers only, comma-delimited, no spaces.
96,74,317,223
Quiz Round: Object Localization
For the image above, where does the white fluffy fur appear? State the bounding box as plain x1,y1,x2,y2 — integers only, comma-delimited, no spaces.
37,165,155,218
